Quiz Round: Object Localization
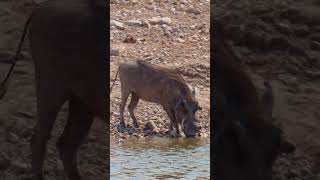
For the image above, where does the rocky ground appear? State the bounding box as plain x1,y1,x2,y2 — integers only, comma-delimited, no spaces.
213,0,320,179
110,0,210,142
0,1,108,179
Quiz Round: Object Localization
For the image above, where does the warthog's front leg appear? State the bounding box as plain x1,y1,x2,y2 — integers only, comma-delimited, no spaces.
127,92,140,128
164,108,181,136
119,89,130,128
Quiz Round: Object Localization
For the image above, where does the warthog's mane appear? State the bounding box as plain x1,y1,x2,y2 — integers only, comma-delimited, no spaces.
137,60,195,101
214,31,269,128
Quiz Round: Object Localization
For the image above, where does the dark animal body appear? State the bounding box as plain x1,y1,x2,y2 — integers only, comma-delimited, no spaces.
0,0,107,179
111,60,202,137
212,20,295,180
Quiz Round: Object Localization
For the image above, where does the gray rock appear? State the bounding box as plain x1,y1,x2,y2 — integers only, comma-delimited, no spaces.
110,20,124,30
125,19,143,26
186,7,201,15
144,121,158,133
148,17,172,25
310,41,320,51
11,160,29,173
110,48,120,56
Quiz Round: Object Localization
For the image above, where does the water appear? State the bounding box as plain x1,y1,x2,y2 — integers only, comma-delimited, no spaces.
110,137,210,180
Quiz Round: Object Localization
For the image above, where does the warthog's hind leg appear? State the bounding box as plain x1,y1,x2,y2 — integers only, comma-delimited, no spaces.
56,95,94,180
128,92,140,128
119,89,130,128
31,88,66,180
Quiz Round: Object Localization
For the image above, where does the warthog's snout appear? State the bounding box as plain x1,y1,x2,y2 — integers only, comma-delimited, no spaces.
183,121,200,138
185,125,201,137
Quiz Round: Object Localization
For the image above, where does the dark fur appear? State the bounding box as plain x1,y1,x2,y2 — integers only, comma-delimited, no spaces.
213,20,295,180
1,0,107,179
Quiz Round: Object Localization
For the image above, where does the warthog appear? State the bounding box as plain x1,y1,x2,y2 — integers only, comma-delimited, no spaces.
0,0,107,179
212,21,295,180
110,60,202,137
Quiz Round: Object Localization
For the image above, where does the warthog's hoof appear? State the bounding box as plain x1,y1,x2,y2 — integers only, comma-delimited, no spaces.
133,123,140,129
120,122,126,129
167,130,180,137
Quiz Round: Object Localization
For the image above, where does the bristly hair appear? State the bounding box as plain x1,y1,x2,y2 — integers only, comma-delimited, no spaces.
214,26,270,128
137,60,195,101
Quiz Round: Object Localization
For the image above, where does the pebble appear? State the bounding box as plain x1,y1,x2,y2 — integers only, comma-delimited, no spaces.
110,48,120,56
310,41,320,51
142,20,151,28
123,34,137,43
144,121,158,133
148,17,172,25
110,20,124,30
11,160,29,173
185,7,201,15
125,19,143,26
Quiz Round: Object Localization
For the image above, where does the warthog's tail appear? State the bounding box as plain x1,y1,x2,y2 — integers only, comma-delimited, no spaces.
110,65,120,93
0,14,32,100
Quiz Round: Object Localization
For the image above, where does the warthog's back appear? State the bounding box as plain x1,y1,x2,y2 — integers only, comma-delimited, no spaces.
119,60,190,104
29,0,106,115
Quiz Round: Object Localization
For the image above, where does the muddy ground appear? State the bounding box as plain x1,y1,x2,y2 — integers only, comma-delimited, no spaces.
214,0,320,179
0,1,108,179
110,0,210,141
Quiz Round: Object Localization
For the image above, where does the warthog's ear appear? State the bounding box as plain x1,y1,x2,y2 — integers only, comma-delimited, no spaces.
261,81,274,121
175,99,188,111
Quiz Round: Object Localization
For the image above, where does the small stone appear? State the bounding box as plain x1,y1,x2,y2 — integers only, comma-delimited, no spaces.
110,20,124,30
190,25,196,29
123,34,137,43
124,19,143,26
110,48,120,56
148,17,172,25
310,41,320,51
181,0,188,4
276,22,291,34
142,20,151,28
305,70,320,79
118,139,124,144
7,132,19,143
177,38,185,43
11,160,29,173
144,121,158,133
185,7,201,15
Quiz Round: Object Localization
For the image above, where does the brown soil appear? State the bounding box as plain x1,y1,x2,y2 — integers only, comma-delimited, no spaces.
214,0,320,179
110,0,210,141
0,1,108,179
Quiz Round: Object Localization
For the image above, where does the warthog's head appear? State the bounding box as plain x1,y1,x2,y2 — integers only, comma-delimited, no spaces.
175,87,202,137
214,82,295,180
